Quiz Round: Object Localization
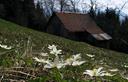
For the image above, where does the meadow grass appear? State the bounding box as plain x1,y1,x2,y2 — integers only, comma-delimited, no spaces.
0,18,128,82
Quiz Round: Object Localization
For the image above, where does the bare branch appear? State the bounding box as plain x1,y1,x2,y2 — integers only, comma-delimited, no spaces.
118,0,128,14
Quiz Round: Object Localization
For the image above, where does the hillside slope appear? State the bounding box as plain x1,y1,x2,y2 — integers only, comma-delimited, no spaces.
0,18,128,81
0,18,128,66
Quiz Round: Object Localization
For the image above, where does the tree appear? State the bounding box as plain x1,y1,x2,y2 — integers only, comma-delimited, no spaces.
88,0,98,18
69,0,80,12
0,2,5,18
57,0,68,12
34,1,47,31
116,0,128,15
40,0,55,16
0,0,47,31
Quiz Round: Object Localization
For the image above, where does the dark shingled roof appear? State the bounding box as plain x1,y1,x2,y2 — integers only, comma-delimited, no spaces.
56,12,103,33
54,12,112,40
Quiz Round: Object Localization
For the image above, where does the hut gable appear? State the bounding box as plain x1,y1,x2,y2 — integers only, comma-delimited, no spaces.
46,12,112,41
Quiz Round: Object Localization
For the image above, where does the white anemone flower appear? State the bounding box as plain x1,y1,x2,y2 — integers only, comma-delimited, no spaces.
48,45,57,50
103,72,115,76
124,65,128,68
86,54,95,58
65,54,85,66
50,47,62,56
64,58,74,65
5,46,12,50
83,67,114,77
40,52,48,56
48,44,62,56
73,53,81,60
72,60,86,66
33,57,49,63
0,44,12,50
44,56,65,69
109,68,119,72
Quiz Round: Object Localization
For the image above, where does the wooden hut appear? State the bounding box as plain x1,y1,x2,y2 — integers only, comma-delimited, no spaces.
46,12,112,46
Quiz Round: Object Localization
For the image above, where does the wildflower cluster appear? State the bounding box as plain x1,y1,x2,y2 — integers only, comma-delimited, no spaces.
83,54,117,80
33,45,85,69
65,53,86,66
33,44,128,81
83,67,115,77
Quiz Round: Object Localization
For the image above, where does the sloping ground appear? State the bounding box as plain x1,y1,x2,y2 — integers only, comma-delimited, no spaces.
0,18,128,82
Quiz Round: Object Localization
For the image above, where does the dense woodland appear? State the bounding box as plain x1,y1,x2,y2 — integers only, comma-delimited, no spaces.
0,0,128,53
0,0,47,31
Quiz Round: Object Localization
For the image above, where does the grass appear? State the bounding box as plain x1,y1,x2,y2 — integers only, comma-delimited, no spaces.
0,18,128,82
